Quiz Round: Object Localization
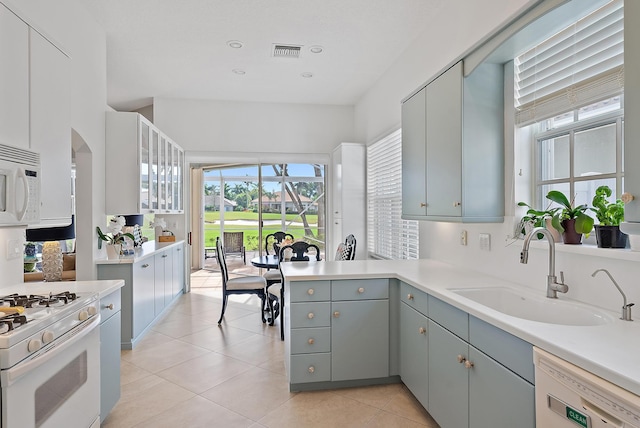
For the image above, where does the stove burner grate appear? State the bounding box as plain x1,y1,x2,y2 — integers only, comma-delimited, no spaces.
0,313,27,331
0,291,78,308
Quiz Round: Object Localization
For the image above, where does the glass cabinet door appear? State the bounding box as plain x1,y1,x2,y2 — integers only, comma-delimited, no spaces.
151,129,160,211
166,140,174,211
176,148,183,211
159,136,167,211
140,121,150,210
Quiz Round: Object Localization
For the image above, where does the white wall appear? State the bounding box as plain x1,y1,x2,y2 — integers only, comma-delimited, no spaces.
154,97,355,155
354,0,640,316
1,0,108,282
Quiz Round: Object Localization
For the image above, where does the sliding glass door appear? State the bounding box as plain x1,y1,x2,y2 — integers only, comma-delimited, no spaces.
203,163,326,262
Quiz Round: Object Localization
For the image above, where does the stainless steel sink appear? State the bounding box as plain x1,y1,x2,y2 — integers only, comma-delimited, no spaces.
450,287,614,326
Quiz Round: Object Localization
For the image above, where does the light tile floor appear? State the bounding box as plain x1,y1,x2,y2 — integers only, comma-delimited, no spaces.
101,269,440,428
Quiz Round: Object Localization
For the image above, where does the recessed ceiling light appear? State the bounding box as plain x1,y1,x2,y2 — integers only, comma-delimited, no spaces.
301,72,313,78
227,40,243,49
232,69,246,75
309,45,324,54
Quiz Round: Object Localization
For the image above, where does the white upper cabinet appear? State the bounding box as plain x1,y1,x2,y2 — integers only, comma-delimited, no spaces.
29,27,72,227
401,61,504,222
106,112,184,215
0,4,29,150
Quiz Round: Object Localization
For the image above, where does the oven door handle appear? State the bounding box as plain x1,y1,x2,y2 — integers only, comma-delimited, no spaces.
5,315,100,386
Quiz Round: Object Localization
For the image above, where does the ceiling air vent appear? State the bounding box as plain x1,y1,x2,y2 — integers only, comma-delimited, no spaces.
272,44,302,58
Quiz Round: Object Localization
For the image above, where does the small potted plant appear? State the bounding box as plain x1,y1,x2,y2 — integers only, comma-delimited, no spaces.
546,190,594,244
97,216,134,259
590,185,627,248
516,202,560,241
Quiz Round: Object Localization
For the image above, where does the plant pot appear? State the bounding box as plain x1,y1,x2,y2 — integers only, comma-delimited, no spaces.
594,225,628,248
560,219,582,244
106,244,122,260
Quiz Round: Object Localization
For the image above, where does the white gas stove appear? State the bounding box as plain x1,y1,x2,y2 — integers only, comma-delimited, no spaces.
0,287,101,428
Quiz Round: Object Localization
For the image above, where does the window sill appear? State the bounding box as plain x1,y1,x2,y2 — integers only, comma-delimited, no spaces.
529,239,640,262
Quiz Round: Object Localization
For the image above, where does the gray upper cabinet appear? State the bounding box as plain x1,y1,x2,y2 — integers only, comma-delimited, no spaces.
401,60,504,222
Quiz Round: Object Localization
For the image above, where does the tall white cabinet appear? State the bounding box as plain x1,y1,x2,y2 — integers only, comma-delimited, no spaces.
330,143,366,260
106,112,184,215
1,2,72,227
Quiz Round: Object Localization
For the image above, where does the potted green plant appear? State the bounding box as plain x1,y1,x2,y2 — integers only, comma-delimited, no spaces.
546,190,594,244
97,217,135,259
516,202,560,241
590,185,627,248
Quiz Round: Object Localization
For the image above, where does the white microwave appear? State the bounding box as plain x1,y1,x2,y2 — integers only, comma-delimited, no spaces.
0,144,40,226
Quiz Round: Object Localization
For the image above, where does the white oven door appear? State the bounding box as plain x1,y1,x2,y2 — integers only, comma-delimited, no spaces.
1,316,100,428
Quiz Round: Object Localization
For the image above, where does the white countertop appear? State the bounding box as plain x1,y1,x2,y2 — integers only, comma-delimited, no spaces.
280,258,640,397
95,240,185,265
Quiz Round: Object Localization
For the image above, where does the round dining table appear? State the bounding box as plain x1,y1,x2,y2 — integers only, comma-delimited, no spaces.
250,254,280,269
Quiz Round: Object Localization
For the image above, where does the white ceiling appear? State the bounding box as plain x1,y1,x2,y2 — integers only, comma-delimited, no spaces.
83,0,441,111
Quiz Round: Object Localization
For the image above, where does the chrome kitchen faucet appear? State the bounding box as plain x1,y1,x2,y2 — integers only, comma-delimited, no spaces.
520,227,569,298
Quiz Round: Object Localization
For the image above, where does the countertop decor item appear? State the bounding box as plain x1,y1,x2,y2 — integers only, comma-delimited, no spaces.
97,216,135,257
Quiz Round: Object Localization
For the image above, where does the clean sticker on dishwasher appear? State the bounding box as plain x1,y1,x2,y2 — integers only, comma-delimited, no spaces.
548,394,591,428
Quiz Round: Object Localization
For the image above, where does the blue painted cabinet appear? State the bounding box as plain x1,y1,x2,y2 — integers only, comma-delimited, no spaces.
100,289,122,423
399,302,429,407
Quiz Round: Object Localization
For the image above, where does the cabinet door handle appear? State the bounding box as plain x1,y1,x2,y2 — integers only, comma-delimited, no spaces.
453,201,461,207
457,354,466,364
333,311,340,318
177,248,181,252
420,203,426,207
104,304,114,310
407,293,414,300
307,312,315,319
308,338,315,345
142,264,150,268
162,254,168,258
418,327,426,335
464,360,474,369
357,287,365,294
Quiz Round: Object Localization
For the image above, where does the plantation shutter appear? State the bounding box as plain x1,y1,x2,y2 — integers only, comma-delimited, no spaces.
367,129,419,260
514,0,623,126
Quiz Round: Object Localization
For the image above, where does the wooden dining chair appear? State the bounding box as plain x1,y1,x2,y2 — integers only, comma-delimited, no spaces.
264,231,294,255
216,237,267,325
268,241,321,340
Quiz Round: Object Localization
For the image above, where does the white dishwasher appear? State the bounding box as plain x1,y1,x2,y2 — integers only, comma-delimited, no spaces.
534,347,640,428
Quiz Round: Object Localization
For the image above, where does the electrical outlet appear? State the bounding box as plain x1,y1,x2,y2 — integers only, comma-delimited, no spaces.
460,230,468,246
479,233,491,251
7,239,22,260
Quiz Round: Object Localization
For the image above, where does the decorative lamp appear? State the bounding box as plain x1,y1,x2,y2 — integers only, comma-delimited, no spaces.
26,216,75,282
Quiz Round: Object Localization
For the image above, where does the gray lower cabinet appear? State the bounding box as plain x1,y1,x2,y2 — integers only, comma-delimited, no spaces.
172,245,185,298
427,295,535,428
287,279,389,388
100,288,122,423
97,244,184,349
399,302,428,406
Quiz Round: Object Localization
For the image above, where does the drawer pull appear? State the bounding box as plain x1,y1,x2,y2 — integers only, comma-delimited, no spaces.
142,264,150,268
162,254,168,258
420,203,426,207
308,338,315,345
407,293,414,300
357,287,365,294
457,354,466,364
418,327,426,335
307,312,315,319
308,366,315,374
333,311,340,318
453,201,461,207
464,360,474,369
307,288,315,295
105,304,114,310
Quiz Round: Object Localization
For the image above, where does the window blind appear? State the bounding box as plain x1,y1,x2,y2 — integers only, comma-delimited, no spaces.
514,0,623,126
367,130,419,260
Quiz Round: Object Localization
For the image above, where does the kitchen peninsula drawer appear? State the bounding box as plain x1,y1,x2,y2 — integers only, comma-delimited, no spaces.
290,353,331,384
290,302,331,328
400,282,429,316
290,281,330,302
331,279,388,301
290,327,331,354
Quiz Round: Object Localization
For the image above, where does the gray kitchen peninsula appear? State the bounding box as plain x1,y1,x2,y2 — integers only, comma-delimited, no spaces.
280,259,640,428
97,240,185,349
